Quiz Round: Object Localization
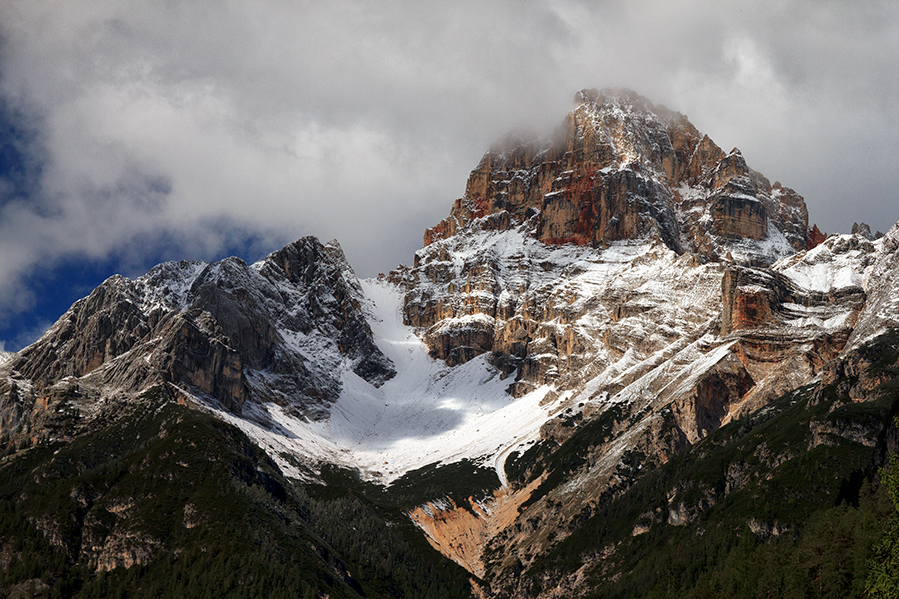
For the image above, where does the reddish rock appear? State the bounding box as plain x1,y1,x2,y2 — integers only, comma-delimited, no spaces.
423,88,807,257
710,195,767,241
807,224,827,249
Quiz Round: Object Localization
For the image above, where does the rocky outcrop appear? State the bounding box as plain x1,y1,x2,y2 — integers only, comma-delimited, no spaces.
718,262,866,338
261,239,393,383
845,222,899,351
91,530,161,573
409,477,547,578
807,223,827,249
669,351,755,443
14,274,154,387
148,310,251,413
10,237,394,421
715,232,874,414
852,222,875,240
402,231,726,396
416,222,888,597
537,167,679,250
720,267,788,335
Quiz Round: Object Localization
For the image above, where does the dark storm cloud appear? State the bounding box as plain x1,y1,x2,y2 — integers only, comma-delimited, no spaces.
0,0,897,345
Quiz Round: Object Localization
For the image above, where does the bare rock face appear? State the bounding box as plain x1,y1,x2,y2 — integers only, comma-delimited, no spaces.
471,224,888,593
709,193,766,241
395,105,889,586
14,274,153,387
405,88,810,378
851,221,875,240
401,226,726,397
425,88,807,259
669,351,755,443
713,231,878,416
12,237,394,420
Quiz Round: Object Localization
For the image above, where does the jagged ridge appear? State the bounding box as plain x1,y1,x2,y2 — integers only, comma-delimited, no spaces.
11,237,394,423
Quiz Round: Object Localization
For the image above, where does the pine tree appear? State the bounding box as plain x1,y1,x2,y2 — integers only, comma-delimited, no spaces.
866,451,899,597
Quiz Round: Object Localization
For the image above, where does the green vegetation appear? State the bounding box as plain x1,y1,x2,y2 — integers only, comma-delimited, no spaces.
0,387,352,598
379,458,500,511
507,401,629,510
509,329,899,598
5,327,899,598
0,387,474,598
297,473,477,599
865,441,899,597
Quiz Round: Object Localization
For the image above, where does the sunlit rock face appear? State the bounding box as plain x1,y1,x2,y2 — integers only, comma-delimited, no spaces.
400,109,898,591
392,96,892,580
403,88,811,389
424,88,808,258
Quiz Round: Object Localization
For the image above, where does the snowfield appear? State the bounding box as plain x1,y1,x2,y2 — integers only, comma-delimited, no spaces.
209,278,564,485
201,233,725,487
775,233,876,292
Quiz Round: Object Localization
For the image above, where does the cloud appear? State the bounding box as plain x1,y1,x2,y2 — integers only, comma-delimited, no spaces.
0,0,897,341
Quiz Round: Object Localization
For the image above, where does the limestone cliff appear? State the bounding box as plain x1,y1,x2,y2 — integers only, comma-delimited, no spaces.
406,88,809,381
388,91,896,588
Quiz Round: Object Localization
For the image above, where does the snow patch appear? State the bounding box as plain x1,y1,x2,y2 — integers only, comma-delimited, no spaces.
208,279,563,485
727,221,795,265
776,234,871,292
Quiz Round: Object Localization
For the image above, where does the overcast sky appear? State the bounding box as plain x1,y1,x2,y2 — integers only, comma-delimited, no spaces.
1,0,897,350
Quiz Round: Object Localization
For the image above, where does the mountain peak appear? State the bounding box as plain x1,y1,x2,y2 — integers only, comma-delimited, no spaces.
573,87,691,131
425,88,808,263
576,86,658,110
3,83,899,599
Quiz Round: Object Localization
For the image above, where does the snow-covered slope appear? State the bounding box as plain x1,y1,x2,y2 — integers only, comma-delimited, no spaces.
12,226,888,491
775,233,875,292
207,227,727,484
844,222,899,350
210,279,563,483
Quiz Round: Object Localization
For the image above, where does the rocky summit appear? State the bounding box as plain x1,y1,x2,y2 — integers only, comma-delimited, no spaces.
2,89,899,598
424,88,808,258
